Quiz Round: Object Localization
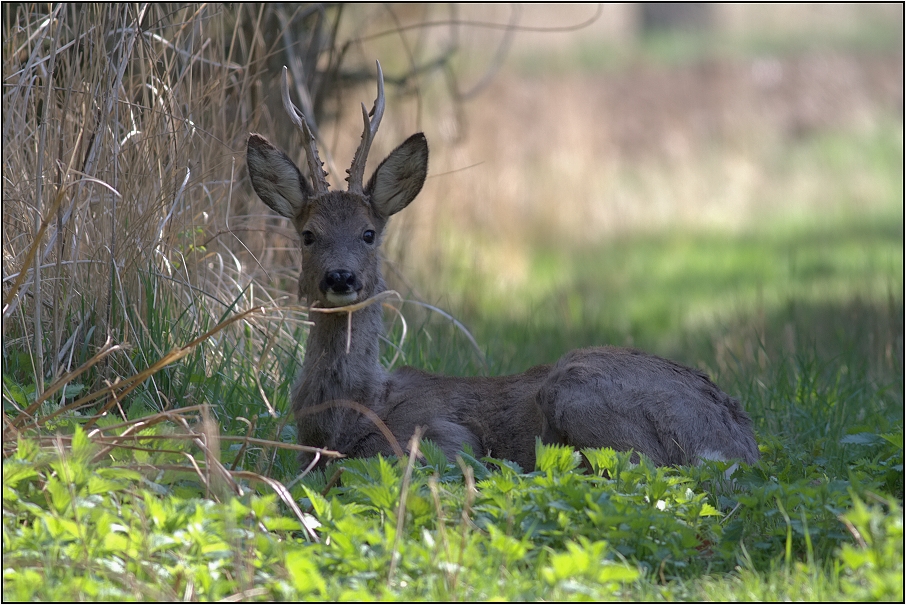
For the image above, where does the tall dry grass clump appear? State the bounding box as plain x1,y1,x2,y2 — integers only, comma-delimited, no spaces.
4,5,267,408
1,3,529,443
2,4,406,429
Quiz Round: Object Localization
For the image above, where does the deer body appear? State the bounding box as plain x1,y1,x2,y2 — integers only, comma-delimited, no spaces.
248,63,759,471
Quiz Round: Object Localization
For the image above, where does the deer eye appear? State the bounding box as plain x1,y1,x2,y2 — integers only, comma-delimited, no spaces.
301,231,315,246
362,230,376,245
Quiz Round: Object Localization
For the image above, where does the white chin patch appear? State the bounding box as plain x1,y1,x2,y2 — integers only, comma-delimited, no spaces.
325,292,358,307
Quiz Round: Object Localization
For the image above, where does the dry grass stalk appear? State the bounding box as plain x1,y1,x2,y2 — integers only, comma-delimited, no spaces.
3,404,343,460
388,426,426,585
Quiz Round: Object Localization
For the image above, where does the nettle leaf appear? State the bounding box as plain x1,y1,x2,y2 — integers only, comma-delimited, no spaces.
456,449,491,480
543,537,635,587
87,475,127,496
486,523,530,561
3,374,30,407
247,494,273,519
377,456,402,486
63,383,85,399
102,528,131,553
42,514,81,540
302,485,331,520
15,437,41,462
597,562,641,583
264,515,304,532
342,456,401,488
285,549,328,597
131,443,152,464
70,425,96,461
482,455,524,476
50,456,92,491
536,441,581,475
332,496,367,519
699,502,722,517
880,431,904,449
478,472,517,495
419,438,449,471
45,476,74,513
840,432,886,447
98,465,142,483
3,459,40,489
355,483,399,512
582,446,621,476
404,489,433,520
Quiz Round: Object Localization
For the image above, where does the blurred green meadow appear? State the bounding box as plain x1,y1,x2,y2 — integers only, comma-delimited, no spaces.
387,6,902,387
2,3,903,601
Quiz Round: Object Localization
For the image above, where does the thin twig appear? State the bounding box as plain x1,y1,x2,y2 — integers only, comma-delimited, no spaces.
402,298,487,370
388,426,425,585
382,301,408,370
358,6,603,43
229,416,257,472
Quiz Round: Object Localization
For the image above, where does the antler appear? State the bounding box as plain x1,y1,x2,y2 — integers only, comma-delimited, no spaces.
281,66,330,195
346,60,385,194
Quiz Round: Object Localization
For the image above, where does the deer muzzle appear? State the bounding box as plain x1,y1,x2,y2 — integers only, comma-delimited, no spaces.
321,270,362,306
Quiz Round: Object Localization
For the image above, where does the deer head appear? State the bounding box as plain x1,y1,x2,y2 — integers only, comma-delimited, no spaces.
247,61,428,308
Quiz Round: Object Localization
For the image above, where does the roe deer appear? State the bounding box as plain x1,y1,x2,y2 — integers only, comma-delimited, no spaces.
247,62,759,472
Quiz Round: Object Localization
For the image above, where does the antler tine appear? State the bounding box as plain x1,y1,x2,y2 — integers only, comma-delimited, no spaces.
346,60,385,194
281,66,330,195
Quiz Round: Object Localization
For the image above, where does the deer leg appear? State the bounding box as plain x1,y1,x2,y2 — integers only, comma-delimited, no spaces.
422,420,483,462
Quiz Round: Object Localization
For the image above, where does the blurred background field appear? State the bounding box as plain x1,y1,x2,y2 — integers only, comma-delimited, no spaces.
2,3,903,600
363,4,904,385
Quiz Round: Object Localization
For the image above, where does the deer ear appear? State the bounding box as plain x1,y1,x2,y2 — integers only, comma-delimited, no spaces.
247,134,313,219
366,133,428,219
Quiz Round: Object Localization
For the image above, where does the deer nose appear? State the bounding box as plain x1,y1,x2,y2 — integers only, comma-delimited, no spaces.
323,270,358,293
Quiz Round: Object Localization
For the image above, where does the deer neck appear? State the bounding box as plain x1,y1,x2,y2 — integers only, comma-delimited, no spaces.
298,299,387,406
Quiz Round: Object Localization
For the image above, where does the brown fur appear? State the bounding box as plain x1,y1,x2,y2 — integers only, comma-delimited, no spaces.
246,76,759,471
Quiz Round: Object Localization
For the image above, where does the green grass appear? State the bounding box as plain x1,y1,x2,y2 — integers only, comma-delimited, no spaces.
403,114,902,376
408,207,901,377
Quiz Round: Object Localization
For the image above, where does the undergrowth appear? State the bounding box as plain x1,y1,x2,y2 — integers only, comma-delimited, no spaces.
3,426,903,600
